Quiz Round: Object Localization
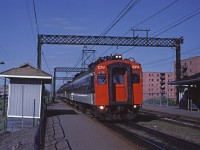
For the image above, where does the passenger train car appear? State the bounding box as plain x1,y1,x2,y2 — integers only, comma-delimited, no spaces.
57,54,143,120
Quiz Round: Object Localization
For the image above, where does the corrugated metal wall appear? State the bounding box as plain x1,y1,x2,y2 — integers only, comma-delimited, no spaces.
8,78,42,118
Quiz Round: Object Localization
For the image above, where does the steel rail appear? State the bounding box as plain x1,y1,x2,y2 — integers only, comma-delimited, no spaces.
103,122,165,150
127,122,200,150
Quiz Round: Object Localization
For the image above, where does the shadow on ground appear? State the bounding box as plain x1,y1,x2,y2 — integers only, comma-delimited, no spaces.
47,109,78,117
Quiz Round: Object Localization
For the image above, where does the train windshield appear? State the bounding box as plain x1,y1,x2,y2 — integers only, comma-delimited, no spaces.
113,74,124,84
97,74,106,84
113,68,126,84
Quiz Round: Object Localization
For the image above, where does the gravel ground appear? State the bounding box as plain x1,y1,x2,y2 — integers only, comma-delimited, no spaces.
0,127,37,150
137,120,200,144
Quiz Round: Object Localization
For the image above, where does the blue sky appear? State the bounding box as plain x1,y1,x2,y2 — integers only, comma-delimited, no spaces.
0,0,200,87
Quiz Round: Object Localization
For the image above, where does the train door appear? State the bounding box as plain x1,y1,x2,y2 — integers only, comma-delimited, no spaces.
108,63,132,105
112,68,128,102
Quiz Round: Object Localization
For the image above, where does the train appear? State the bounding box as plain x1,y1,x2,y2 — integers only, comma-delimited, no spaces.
57,54,143,120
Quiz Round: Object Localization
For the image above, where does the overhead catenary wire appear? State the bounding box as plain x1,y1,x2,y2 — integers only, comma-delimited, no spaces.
32,0,40,34
99,0,141,36
32,0,52,73
123,0,180,36
121,6,200,55
73,0,141,68
94,0,141,57
100,0,179,57
152,7,200,37
142,46,200,68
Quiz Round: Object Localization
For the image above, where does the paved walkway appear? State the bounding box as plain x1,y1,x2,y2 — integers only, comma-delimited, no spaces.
44,100,141,150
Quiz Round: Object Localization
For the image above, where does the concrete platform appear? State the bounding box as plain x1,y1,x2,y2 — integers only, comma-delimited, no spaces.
141,105,200,121
44,100,141,150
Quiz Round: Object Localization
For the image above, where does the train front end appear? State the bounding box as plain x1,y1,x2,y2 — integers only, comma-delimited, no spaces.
94,55,142,120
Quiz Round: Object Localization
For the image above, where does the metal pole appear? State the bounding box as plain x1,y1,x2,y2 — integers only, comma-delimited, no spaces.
53,68,56,102
22,86,24,129
176,40,181,105
3,78,6,116
33,99,35,127
37,34,41,69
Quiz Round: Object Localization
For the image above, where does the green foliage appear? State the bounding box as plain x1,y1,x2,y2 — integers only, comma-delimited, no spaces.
168,99,177,106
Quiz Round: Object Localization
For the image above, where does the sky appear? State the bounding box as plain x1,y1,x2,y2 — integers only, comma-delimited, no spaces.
0,0,200,87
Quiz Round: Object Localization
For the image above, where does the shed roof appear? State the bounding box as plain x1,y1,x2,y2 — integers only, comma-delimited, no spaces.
0,63,52,83
169,72,200,85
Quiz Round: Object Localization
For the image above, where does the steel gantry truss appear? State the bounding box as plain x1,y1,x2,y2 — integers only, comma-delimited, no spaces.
37,34,183,78
37,34,183,103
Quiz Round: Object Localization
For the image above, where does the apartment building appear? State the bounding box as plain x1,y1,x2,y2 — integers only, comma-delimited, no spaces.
143,72,176,101
180,56,200,77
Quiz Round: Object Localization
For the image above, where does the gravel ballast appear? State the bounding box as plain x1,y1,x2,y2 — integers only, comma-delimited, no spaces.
0,127,37,150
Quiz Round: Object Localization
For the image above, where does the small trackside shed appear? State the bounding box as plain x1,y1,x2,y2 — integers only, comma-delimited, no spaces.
0,63,52,131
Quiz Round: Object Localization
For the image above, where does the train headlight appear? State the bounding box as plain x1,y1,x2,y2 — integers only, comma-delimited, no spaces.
118,55,122,59
115,55,119,59
133,105,137,109
99,106,105,110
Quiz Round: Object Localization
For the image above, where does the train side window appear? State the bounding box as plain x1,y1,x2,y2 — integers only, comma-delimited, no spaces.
97,74,106,84
132,74,140,84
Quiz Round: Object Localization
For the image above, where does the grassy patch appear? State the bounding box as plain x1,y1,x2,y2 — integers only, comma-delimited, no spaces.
0,120,5,133
0,99,8,110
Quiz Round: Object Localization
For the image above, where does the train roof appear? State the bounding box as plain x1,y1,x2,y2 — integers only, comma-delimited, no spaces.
73,54,140,80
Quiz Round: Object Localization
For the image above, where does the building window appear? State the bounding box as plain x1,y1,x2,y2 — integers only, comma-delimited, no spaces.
190,61,192,65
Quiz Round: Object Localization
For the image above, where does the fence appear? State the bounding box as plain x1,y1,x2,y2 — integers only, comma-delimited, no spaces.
143,93,177,106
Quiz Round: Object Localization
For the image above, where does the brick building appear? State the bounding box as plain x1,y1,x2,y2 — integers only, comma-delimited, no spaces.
180,56,200,77
142,72,176,102
143,56,200,107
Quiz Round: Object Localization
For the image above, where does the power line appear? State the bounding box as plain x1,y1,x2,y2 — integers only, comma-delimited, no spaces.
32,0,40,34
100,0,179,57
42,51,52,74
123,0,179,36
100,0,140,36
152,8,200,37
25,0,37,44
32,0,52,74
121,7,200,55
73,0,141,66
142,46,200,68
95,0,141,57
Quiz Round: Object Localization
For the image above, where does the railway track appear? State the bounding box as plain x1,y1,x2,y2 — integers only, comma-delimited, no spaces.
138,110,200,130
103,121,200,150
